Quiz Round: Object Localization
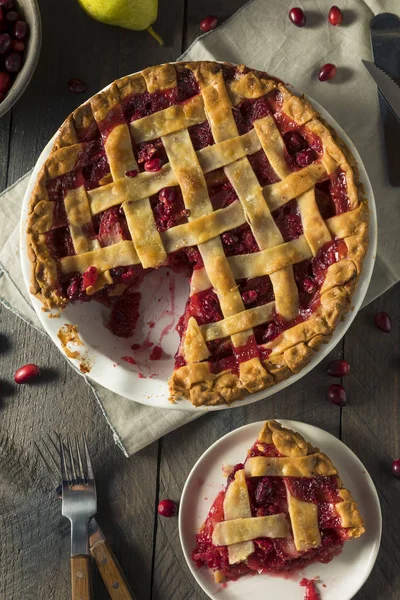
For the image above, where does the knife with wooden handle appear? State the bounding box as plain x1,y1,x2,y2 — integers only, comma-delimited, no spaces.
89,520,136,599
369,12,400,186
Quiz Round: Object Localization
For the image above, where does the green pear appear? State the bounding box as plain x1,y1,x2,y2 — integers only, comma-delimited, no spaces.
77,0,163,43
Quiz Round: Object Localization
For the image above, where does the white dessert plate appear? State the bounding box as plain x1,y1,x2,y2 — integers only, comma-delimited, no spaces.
19,79,377,410
179,420,382,600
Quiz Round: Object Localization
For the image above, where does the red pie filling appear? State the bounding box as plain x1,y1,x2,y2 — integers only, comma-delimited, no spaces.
44,70,352,356
192,442,346,582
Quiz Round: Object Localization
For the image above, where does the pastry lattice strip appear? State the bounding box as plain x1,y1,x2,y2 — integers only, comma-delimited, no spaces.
32,63,361,375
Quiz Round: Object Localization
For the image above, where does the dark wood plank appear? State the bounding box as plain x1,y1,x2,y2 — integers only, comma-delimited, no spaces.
343,283,400,600
0,112,11,191
0,307,158,600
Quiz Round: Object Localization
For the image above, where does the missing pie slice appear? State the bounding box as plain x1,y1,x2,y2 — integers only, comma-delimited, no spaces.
191,420,365,583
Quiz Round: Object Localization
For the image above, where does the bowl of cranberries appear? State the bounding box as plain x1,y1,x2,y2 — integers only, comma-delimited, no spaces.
0,0,41,117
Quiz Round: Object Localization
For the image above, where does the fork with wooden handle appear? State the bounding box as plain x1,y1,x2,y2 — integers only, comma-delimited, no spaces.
60,435,96,600
37,436,135,599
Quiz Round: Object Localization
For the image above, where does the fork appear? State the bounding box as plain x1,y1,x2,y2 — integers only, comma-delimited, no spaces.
60,435,97,600
37,436,135,599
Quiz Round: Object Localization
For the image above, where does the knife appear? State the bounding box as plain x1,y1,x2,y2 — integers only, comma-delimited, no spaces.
88,519,136,600
362,60,400,121
368,12,400,186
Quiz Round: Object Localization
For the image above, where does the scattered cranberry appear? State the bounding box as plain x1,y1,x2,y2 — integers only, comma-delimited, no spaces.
329,5,343,26
318,63,337,82
68,78,86,94
296,148,315,167
144,157,162,172
328,383,347,406
0,0,14,7
0,32,10,54
5,51,21,73
374,311,391,333
13,19,28,39
392,459,400,479
14,363,40,384
289,7,306,27
125,169,138,178
327,359,350,377
157,499,177,517
0,71,11,93
200,15,218,32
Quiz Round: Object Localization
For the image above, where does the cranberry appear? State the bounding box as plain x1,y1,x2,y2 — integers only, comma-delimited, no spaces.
242,290,258,306
66,277,81,300
284,130,305,153
125,169,138,178
329,5,343,26
157,499,177,517
82,266,98,290
0,0,13,7
68,78,86,94
144,157,162,172
5,51,21,73
159,186,176,204
199,15,218,32
289,7,306,27
392,459,400,478
255,478,272,504
318,63,337,82
302,277,316,294
14,363,40,384
374,311,391,333
328,383,347,406
0,71,10,93
13,20,28,39
327,359,350,377
0,32,10,54
5,10,18,23
295,148,315,167
150,345,162,360
10,39,24,52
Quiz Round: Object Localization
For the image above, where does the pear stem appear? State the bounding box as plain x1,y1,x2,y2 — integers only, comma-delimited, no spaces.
147,25,164,46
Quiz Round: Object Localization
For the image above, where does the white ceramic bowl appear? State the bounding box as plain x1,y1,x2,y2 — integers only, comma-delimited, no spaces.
0,0,41,118
20,87,377,410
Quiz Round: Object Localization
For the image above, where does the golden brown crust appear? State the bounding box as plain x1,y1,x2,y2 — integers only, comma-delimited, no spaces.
257,421,365,537
201,419,364,573
27,61,368,404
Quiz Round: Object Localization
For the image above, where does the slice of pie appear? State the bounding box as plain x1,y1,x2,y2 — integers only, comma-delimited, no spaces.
27,61,369,406
192,420,365,583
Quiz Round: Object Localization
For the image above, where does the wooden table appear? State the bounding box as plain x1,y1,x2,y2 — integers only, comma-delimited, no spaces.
0,1,398,598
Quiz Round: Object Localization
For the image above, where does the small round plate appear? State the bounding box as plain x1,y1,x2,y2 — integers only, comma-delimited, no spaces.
20,83,377,410
179,420,382,600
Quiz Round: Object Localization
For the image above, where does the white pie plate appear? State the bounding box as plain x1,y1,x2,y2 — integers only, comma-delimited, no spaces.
19,82,377,410
179,420,382,600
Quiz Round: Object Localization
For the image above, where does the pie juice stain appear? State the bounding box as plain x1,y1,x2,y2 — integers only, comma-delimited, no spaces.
300,578,321,600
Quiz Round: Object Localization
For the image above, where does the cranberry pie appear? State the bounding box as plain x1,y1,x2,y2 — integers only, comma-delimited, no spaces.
27,61,368,406
192,420,365,583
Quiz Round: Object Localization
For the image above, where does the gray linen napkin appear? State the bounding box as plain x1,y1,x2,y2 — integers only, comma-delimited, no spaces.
1,0,399,455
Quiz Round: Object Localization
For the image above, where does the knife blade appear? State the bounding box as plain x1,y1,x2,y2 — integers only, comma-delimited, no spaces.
362,60,400,120
369,12,400,186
